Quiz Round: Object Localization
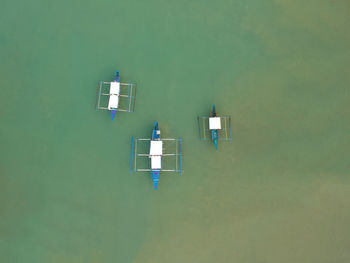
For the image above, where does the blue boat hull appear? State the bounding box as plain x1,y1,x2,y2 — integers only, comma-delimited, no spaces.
152,170,160,190
111,109,117,120
211,104,219,151
212,129,219,151
115,70,120,82
152,121,160,140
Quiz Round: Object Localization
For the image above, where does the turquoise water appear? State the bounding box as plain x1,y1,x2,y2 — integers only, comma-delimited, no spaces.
1,0,350,262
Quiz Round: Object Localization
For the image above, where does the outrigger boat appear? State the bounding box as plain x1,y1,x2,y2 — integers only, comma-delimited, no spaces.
131,122,183,190
198,104,232,151
96,70,137,120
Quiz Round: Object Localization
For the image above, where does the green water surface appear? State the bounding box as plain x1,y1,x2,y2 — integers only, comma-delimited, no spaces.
1,0,350,262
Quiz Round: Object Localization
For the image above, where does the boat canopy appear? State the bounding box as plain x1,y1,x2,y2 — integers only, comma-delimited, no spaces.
107,82,120,110
151,156,162,170
108,95,119,110
209,117,221,130
150,140,163,156
110,82,120,95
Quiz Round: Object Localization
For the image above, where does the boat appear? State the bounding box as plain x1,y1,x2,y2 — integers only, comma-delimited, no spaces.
197,105,232,150
96,70,137,121
131,122,183,190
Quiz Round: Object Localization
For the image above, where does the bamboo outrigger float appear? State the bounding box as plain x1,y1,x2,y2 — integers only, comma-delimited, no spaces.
198,104,232,151
131,121,183,190
96,70,137,120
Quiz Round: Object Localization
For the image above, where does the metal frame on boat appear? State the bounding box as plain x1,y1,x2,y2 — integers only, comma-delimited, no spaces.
131,122,183,190
197,105,232,150
96,70,137,120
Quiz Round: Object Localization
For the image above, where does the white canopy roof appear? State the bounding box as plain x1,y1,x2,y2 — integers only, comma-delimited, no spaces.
110,82,120,95
108,82,120,110
209,117,222,130
151,156,162,170
150,140,163,156
108,95,119,110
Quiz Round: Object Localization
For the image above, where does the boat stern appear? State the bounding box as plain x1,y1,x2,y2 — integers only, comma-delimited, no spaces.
152,170,160,190
111,109,117,120
212,129,219,151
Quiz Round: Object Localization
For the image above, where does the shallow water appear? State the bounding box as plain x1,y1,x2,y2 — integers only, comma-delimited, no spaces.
1,0,350,262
